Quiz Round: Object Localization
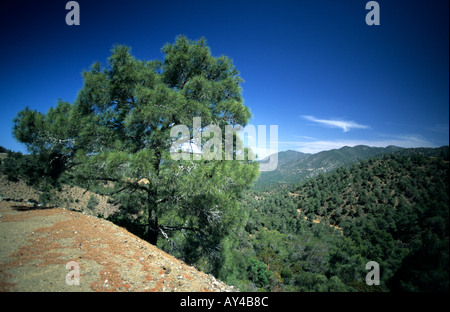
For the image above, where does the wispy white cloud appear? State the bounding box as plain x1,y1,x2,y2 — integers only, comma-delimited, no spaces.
425,123,449,134
302,115,370,132
279,134,436,154
292,135,318,140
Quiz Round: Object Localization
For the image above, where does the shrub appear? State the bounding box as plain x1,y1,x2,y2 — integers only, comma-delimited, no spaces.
86,195,99,211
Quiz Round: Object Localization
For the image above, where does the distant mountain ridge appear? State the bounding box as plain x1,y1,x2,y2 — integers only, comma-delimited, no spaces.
254,145,449,190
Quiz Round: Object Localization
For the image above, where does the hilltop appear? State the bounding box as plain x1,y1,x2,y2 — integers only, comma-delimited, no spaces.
254,145,449,190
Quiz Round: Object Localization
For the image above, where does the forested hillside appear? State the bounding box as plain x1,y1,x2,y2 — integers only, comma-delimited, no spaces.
254,145,449,190
222,150,449,291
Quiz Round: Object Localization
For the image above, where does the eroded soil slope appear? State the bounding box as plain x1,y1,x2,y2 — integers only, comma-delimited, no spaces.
0,200,235,292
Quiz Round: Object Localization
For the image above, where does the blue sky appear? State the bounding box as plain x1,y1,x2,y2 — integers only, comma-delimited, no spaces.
1,0,448,156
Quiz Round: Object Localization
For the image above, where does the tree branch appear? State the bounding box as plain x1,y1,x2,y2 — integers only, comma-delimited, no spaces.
159,225,205,235
136,224,205,235
106,184,130,196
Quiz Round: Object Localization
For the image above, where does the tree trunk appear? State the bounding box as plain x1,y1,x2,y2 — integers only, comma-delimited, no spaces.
147,188,159,245
147,215,158,245
147,152,161,245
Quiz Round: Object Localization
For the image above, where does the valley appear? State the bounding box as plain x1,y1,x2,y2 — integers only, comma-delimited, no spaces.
1,144,448,292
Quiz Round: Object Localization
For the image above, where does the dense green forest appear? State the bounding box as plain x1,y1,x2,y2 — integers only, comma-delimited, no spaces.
223,151,448,291
2,146,448,291
255,145,450,190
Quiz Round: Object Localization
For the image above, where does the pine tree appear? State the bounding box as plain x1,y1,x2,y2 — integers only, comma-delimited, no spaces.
12,36,259,260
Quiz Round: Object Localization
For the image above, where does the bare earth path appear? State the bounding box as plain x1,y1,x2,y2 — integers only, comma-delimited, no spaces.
0,201,235,292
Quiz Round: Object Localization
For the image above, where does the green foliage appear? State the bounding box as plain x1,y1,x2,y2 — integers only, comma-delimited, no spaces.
0,149,63,190
86,195,99,211
0,151,24,182
248,258,272,289
38,182,54,207
221,150,448,292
